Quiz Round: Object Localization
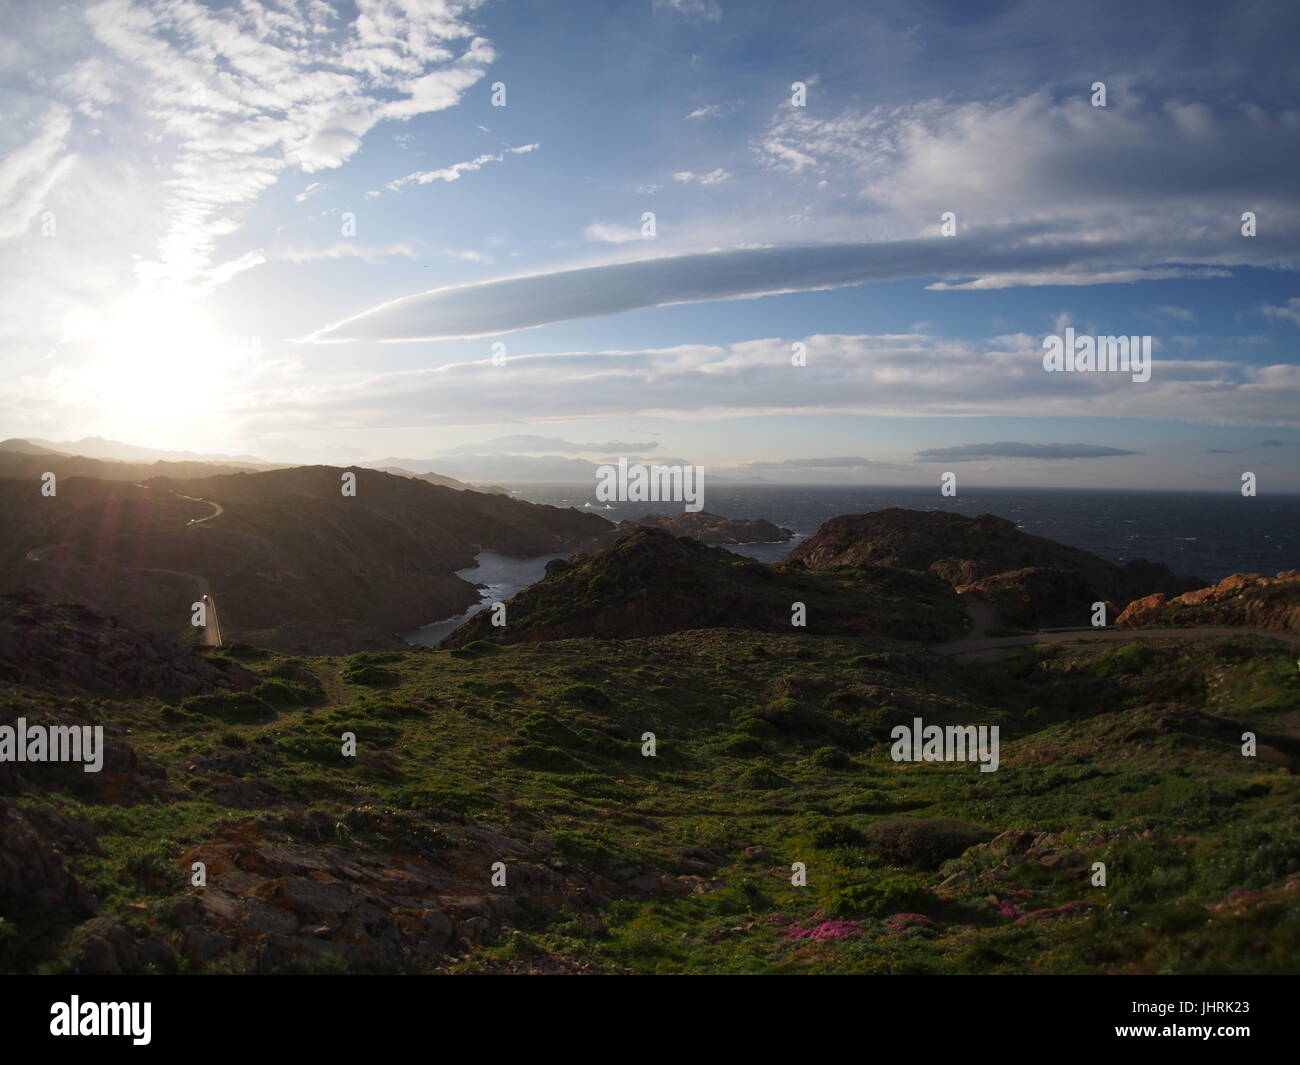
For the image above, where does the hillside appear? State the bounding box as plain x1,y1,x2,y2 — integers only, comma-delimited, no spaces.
443,527,968,647
789,509,1203,629
368,466,509,495
2,590,1297,975
579,510,792,551
1,466,611,652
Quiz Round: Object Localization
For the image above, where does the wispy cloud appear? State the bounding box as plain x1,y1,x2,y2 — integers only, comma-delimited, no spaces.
78,0,495,290
654,0,723,22
915,442,1141,462
244,333,1300,431
0,104,76,241
1259,297,1300,327
369,143,538,198
442,434,660,454
274,243,416,264
673,168,731,185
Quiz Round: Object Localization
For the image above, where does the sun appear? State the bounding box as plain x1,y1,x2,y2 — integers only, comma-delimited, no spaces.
87,290,235,437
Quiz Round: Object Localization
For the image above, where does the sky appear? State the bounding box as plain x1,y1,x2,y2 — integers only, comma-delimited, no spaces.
1,0,1298,489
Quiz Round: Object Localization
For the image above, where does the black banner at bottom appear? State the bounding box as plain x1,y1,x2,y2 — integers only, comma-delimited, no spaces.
0,974,1290,1052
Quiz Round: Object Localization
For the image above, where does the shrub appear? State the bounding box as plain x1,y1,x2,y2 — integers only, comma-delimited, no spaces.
823,871,933,919
558,683,612,708
807,818,863,849
808,745,853,769
250,678,319,705
860,818,991,870
341,664,396,686
737,765,788,790
179,690,271,722
508,744,582,773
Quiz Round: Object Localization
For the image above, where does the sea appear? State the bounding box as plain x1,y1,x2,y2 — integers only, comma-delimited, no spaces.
402,484,1300,647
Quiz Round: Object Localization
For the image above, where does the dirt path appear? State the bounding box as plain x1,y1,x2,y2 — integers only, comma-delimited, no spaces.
939,623,1300,658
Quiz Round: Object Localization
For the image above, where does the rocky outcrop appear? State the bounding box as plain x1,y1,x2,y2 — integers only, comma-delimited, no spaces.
168,817,715,973
789,509,1202,629
1117,570,1300,633
0,799,99,920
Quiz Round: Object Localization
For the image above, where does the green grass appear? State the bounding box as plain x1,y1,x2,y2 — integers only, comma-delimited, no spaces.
5,628,1300,974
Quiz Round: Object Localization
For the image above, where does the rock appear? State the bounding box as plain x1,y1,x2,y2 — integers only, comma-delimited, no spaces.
0,798,98,920
1116,592,1168,626
66,916,174,974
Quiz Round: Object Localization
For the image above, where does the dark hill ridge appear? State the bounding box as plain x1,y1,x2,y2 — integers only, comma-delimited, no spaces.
2,466,612,653
788,508,1204,629
578,510,792,551
442,526,967,646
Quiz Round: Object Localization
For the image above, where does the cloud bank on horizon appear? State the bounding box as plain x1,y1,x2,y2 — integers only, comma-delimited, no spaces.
2,0,1298,489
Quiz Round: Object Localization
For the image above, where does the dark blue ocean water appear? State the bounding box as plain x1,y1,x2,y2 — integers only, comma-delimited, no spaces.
507,483,1300,582
404,483,1299,646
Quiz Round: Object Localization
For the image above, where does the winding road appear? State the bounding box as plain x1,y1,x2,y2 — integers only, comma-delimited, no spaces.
23,488,225,647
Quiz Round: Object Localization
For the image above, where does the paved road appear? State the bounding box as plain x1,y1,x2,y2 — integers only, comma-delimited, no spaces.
23,489,225,647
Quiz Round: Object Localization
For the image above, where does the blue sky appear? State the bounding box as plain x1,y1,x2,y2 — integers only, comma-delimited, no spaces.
2,0,1298,489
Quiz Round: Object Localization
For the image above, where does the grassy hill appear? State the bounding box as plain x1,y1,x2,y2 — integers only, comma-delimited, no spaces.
442,527,967,647
2,590,1297,975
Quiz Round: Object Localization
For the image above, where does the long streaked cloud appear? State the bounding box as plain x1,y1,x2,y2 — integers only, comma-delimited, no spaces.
724,456,899,472
914,442,1141,463
304,227,1300,342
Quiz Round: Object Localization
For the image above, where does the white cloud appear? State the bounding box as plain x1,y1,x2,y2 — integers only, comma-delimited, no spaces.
273,242,415,264
686,101,740,120
673,168,730,185
241,332,1300,431
654,0,722,22
1259,297,1300,327
370,143,538,196
304,229,1297,343
755,92,1300,239
583,221,645,244
0,105,76,241
75,0,495,291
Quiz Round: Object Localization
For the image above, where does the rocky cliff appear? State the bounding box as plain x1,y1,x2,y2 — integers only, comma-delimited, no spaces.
788,508,1203,629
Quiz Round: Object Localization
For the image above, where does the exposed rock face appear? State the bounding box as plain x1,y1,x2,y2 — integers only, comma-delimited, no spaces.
581,511,792,551
161,816,715,974
789,509,1202,629
1115,592,1168,627
1117,570,1300,632
0,798,99,920
443,527,966,646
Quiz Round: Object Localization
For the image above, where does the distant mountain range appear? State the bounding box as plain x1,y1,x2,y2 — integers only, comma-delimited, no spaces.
7,436,274,466
365,453,752,484
0,438,503,494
